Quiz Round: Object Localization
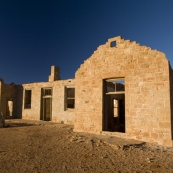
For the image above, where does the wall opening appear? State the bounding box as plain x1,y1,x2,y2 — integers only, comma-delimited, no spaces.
6,99,13,117
24,90,32,109
103,78,125,133
40,88,52,121
110,41,116,47
65,86,75,110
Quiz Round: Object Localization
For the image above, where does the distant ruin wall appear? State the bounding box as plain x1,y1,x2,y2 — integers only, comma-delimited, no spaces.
22,79,75,124
0,81,18,118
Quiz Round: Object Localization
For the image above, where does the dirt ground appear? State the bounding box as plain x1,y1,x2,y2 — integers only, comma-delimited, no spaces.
1,120,173,173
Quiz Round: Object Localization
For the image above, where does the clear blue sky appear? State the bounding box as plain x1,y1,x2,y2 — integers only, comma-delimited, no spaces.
0,0,173,84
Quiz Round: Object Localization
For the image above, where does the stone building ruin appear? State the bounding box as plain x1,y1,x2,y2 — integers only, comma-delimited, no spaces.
0,36,173,147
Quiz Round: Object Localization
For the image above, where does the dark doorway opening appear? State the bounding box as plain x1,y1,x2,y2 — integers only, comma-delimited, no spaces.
40,88,52,121
103,78,125,133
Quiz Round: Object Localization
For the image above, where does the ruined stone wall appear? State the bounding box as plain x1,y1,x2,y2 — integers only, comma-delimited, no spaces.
169,65,173,140
74,36,172,146
22,79,75,124
0,82,18,118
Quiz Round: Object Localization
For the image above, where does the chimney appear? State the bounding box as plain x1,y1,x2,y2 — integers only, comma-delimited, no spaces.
48,66,60,82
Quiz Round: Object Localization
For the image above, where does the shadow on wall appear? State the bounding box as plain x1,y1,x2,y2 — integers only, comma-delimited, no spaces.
15,85,23,119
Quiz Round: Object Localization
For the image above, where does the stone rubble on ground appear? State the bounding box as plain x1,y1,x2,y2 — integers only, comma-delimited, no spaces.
0,112,5,128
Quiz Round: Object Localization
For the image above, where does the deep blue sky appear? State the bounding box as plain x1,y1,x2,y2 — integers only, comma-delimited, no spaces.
0,0,173,84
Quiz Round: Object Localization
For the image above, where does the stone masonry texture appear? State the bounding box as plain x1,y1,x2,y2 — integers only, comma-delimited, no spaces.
74,36,173,147
0,36,173,147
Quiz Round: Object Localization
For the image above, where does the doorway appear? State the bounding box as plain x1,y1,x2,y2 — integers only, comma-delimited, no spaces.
6,99,13,118
40,88,52,121
103,78,125,133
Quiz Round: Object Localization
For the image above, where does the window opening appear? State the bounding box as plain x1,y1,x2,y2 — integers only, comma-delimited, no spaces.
24,90,32,109
43,88,52,96
110,41,116,47
65,87,75,109
106,78,125,93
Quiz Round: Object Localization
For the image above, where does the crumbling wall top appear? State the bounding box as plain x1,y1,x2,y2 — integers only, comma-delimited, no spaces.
75,36,169,78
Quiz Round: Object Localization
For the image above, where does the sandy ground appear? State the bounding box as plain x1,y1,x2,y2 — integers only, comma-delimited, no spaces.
0,120,173,173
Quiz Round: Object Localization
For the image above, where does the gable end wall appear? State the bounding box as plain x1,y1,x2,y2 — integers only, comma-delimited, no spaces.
74,36,172,147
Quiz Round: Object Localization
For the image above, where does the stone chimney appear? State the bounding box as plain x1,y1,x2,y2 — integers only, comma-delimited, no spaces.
48,66,60,82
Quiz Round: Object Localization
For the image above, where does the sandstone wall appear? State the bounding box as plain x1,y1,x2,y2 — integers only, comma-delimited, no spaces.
169,65,173,140
74,36,172,146
22,79,75,124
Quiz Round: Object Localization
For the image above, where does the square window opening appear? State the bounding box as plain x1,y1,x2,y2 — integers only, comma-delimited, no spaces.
110,41,116,47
